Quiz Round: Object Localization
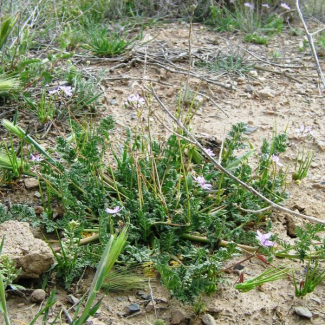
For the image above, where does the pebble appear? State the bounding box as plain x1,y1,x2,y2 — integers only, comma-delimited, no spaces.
125,303,141,315
243,125,258,135
202,314,217,325
66,294,80,305
233,264,245,271
34,191,41,198
317,140,325,152
30,289,46,303
131,113,137,120
24,178,39,189
248,70,258,77
294,306,313,319
245,85,254,93
257,87,276,98
84,317,106,325
208,306,223,314
170,310,186,324
34,206,44,214
312,182,325,189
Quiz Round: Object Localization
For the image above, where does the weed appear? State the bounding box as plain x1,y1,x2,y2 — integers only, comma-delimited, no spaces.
86,29,133,57
244,33,269,45
24,91,56,123
292,150,313,182
0,238,20,288
193,295,207,316
293,260,325,297
235,266,290,292
196,53,253,76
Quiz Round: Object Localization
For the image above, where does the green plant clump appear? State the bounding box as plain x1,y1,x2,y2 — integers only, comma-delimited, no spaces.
3,117,290,302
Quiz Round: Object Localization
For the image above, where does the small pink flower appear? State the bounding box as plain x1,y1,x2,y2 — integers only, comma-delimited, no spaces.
203,148,216,157
295,125,313,138
271,155,283,167
49,86,73,97
256,230,274,247
124,94,145,109
193,175,212,190
280,2,291,10
105,206,122,214
30,154,43,162
244,2,254,9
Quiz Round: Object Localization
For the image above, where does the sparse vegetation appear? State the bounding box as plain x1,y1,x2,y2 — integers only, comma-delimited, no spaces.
0,0,324,323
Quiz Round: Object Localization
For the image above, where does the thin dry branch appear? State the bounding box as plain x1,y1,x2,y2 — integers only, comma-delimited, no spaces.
296,0,325,89
149,86,325,225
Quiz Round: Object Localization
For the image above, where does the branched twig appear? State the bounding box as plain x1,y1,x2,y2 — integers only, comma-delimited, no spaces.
149,86,325,225
296,0,325,89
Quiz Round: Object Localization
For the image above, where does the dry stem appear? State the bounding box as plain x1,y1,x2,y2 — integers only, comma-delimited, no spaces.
296,0,325,89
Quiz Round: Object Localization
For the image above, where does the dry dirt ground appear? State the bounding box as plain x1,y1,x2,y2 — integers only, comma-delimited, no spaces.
1,21,325,325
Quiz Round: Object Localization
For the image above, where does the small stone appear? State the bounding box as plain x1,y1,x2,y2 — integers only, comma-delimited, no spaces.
243,125,258,135
317,140,325,152
157,296,168,303
208,306,223,314
30,289,46,303
34,206,44,214
117,297,123,301
245,85,254,93
294,306,313,319
34,191,41,198
170,310,186,324
125,303,141,315
257,87,276,98
131,113,137,120
66,294,80,305
233,264,245,271
24,178,39,189
248,70,258,77
202,314,217,325
17,303,25,308
85,317,106,325
312,182,325,189
109,99,117,105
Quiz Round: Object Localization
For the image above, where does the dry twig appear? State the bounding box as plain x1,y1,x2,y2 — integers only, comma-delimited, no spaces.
296,0,325,89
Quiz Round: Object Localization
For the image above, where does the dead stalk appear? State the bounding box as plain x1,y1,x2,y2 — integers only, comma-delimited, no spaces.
296,0,325,89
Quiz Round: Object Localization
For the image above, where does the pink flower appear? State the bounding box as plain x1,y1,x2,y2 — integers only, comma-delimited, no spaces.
295,125,313,138
124,94,145,108
193,175,212,190
280,2,291,10
271,155,283,167
30,154,43,162
244,2,254,9
105,206,122,214
256,230,274,247
49,86,73,97
261,3,270,8
203,148,216,157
